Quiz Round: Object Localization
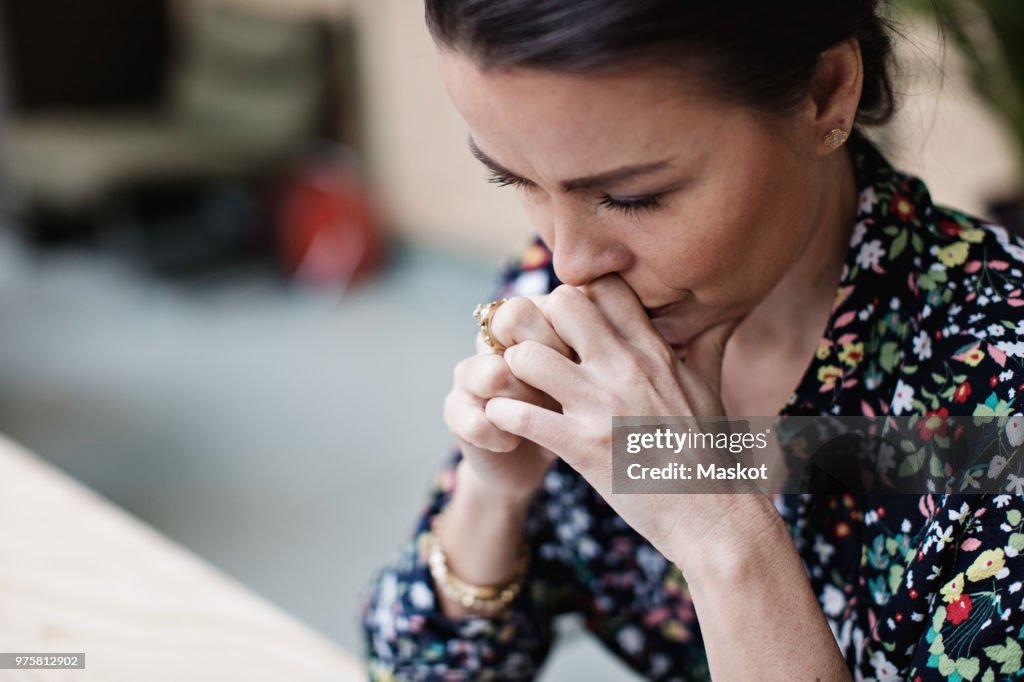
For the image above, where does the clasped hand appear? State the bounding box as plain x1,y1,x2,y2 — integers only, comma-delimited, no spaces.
447,273,760,559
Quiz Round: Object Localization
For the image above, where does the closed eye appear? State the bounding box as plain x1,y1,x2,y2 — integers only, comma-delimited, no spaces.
488,168,668,215
598,193,664,215
487,169,536,189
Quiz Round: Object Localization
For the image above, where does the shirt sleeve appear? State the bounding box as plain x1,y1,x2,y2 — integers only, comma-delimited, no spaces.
361,449,585,681
359,237,576,681
902,493,1024,681
886,342,1024,680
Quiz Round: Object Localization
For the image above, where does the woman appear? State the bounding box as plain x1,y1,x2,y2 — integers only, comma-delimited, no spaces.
362,1,1024,679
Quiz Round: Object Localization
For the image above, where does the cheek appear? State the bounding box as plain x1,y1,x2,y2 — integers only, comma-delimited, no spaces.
647,171,808,300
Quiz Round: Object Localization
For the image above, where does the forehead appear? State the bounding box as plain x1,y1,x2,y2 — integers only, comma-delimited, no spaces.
438,50,736,174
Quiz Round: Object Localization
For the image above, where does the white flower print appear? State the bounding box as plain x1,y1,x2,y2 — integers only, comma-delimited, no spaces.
859,186,878,214
617,625,645,656
1007,243,1024,262
988,323,1006,337
822,584,846,617
814,535,836,564
1006,474,1024,495
997,341,1024,358
636,544,666,577
869,651,902,682
912,331,932,360
892,380,915,415
934,524,954,552
409,581,435,610
1006,415,1024,448
989,455,1009,479
851,220,868,248
995,494,1013,508
948,502,970,522
856,240,885,270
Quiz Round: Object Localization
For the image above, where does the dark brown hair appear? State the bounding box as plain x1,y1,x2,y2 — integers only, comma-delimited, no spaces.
424,1,897,126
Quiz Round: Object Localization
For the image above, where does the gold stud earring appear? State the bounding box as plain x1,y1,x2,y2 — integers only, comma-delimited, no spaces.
823,128,849,150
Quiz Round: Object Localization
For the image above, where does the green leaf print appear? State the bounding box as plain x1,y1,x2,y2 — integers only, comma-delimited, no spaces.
983,638,1023,675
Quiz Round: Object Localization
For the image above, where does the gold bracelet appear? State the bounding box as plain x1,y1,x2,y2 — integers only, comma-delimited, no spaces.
427,508,530,617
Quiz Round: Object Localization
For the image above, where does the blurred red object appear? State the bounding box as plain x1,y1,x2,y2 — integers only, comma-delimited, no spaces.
277,152,384,289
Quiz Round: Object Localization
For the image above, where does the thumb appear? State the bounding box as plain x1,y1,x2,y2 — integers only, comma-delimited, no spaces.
682,318,740,400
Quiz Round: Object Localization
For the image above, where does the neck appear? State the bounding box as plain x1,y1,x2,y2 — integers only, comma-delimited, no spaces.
733,145,860,355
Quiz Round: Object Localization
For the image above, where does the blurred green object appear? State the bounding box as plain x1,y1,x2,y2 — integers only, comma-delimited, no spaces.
900,0,1024,227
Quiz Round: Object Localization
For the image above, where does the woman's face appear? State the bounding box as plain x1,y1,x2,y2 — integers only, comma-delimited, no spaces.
439,51,833,350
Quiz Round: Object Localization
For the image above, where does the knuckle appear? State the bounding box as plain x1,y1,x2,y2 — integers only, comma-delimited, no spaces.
442,390,463,430
498,296,532,328
652,342,677,370
546,284,579,313
508,339,540,367
617,346,648,379
462,409,493,445
505,403,532,435
480,360,512,396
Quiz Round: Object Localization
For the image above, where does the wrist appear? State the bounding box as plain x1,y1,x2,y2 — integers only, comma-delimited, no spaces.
454,459,537,516
667,494,788,586
432,460,533,592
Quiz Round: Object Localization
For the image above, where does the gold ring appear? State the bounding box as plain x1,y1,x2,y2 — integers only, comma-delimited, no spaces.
473,298,509,352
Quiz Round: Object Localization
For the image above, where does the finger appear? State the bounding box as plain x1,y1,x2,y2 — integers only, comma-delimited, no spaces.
576,273,656,344
502,340,581,405
485,396,573,458
682,317,740,403
490,296,572,358
444,387,523,452
540,284,619,362
455,353,551,404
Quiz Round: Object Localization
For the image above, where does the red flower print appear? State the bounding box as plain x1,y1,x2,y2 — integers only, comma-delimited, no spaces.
947,594,973,625
990,375,999,388
952,382,972,404
915,408,949,441
891,194,916,222
938,219,962,237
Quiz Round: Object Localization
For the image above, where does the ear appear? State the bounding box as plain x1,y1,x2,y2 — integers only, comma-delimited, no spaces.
808,37,864,156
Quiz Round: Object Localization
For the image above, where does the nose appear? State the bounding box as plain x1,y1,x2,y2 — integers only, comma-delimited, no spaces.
547,212,631,287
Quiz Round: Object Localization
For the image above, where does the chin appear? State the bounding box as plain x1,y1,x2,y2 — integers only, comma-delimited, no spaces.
649,303,715,350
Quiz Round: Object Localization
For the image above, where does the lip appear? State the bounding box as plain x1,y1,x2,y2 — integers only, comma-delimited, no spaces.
643,302,678,319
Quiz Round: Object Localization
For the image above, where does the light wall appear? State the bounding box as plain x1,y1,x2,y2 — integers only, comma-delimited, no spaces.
348,0,530,260
880,17,1020,221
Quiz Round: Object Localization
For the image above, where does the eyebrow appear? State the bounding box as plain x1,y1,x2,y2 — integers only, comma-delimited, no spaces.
468,135,674,193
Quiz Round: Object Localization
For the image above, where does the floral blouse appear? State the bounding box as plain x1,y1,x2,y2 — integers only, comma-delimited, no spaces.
361,130,1024,681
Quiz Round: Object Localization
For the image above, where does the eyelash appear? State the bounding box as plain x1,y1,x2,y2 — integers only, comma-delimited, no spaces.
486,170,665,215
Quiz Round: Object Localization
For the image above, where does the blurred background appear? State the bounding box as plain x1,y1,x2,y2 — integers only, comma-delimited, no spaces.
0,1,1021,679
